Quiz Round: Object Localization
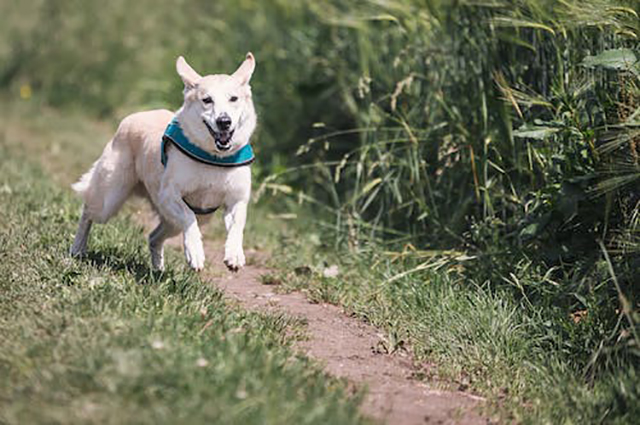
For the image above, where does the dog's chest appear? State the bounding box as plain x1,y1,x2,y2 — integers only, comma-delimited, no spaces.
178,163,251,210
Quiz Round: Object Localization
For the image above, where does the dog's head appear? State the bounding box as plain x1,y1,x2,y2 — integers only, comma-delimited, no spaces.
176,53,256,154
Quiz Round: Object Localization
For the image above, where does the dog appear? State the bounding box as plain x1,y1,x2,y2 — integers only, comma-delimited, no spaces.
70,53,257,272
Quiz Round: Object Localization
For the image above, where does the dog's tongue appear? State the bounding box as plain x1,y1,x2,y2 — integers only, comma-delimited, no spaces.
218,132,232,144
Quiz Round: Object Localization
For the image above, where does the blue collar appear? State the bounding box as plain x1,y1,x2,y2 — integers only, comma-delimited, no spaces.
161,118,255,168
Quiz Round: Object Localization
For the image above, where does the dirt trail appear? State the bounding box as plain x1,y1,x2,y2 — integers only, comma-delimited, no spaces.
138,212,486,425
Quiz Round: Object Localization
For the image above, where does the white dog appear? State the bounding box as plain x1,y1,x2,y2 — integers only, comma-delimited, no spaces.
70,53,257,272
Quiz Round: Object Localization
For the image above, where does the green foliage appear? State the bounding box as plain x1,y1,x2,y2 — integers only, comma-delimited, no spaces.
257,0,640,390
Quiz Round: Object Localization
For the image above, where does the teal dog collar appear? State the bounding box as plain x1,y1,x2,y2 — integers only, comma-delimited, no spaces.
161,118,255,168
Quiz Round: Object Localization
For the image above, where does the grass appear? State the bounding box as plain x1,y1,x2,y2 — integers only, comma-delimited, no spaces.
260,217,640,423
0,100,365,424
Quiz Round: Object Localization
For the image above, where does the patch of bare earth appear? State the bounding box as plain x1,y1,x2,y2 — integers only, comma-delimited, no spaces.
136,210,487,425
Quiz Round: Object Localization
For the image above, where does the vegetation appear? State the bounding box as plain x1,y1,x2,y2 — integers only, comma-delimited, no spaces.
1,0,639,422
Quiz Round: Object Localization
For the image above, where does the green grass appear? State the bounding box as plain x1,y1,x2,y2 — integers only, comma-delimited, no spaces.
0,105,365,424
261,218,640,423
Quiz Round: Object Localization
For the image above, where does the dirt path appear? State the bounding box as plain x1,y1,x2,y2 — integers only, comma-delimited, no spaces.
138,211,486,424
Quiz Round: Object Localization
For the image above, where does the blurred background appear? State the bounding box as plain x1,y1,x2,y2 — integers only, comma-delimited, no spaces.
1,0,639,419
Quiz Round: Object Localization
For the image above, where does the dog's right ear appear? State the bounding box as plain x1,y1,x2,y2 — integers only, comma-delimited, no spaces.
176,56,202,89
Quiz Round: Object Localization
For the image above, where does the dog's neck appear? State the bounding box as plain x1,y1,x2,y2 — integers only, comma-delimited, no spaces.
174,106,255,158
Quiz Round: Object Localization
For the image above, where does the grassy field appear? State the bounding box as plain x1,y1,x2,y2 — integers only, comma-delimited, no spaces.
0,102,365,424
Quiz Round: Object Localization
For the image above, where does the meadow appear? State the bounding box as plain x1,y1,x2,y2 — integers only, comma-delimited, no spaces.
1,0,639,422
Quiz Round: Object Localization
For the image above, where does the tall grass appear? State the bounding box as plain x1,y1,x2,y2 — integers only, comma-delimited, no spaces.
269,0,640,375
256,0,639,383
300,2,639,420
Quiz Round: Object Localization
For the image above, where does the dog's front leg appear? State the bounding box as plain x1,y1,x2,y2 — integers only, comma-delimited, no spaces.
157,184,205,271
223,201,248,272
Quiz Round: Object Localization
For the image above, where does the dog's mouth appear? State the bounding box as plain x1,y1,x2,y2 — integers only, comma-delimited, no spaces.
203,120,234,151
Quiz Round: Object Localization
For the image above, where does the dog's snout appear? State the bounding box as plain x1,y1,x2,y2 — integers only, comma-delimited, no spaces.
216,114,232,131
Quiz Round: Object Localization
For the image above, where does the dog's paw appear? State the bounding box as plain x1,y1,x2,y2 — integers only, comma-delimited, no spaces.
69,244,86,258
223,246,245,272
184,235,205,272
185,243,205,271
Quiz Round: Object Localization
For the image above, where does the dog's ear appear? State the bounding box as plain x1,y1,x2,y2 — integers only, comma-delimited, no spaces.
232,52,255,86
176,56,202,89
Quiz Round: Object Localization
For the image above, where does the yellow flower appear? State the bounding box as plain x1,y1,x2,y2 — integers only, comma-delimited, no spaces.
20,84,32,100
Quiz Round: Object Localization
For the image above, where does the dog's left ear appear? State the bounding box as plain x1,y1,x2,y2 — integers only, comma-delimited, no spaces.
232,52,255,86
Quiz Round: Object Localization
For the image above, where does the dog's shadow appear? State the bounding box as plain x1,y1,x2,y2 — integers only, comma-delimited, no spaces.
82,247,166,284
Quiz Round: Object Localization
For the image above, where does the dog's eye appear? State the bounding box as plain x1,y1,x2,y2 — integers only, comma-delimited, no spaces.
229,96,238,102
202,96,213,105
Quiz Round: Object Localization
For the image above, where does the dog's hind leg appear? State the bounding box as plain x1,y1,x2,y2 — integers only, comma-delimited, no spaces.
70,206,93,257
70,136,138,258
74,135,139,225
149,219,180,271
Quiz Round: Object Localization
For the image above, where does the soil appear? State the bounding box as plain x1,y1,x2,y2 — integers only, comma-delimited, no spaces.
137,211,487,424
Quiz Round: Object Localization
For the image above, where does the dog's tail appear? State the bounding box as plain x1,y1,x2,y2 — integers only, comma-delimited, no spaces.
71,161,98,196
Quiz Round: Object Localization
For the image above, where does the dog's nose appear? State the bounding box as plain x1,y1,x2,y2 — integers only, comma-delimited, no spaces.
216,114,232,131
